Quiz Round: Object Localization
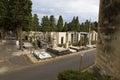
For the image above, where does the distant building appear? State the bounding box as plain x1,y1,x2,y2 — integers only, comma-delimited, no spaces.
43,31,97,48
89,30,98,41
23,31,98,48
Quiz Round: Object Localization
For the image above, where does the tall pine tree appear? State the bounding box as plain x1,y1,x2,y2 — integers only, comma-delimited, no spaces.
75,16,80,32
0,0,7,26
67,16,80,32
50,15,56,31
32,14,40,31
41,16,51,32
0,0,8,38
68,16,76,31
84,20,90,32
57,15,63,32
9,0,32,49
63,22,68,32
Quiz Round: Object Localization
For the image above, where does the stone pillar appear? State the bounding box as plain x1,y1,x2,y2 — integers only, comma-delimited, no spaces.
96,0,120,79
66,32,69,49
53,32,57,48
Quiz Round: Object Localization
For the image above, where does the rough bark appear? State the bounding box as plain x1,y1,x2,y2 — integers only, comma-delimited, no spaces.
96,0,120,79
16,26,23,50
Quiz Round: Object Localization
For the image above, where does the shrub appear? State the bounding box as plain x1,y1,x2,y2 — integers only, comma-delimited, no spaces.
58,44,66,48
58,70,118,80
58,70,98,80
72,42,79,46
58,70,80,80
91,41,96,45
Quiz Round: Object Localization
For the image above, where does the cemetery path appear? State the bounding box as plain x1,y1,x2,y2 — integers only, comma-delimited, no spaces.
0,48,96,80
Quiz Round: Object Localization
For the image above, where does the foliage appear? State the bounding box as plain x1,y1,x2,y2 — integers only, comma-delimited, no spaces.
50,15,56,31
58,70,98,80
9,0,32,30
8,0,32,49
0,0,8,30
67,16,80,32
103,76,119,80
31,14,40,31
91,41,97,45
80,20,90,32
41,15,57,32
80,20,98,32
72,42,79,46
57,15,63,32
40,15,98,32
91,21,98,32
0,0,33,40
75,16,80,32
41,16,50,32
58,44,66,48
58,70,118,80
62,22,68,32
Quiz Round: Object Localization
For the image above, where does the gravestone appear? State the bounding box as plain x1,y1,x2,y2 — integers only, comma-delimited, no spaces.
96,0,120,79
53,36,57,48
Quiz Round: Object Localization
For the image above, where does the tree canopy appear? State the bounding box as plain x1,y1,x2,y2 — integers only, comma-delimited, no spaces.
0,0,98,33
41,15,57,32
31,14,40,31
41,16,50,32
0,0,8,30
40,16,98,32
57,15,63,32
9,0,32,30
62,22,68,32
8,0,32,49
50,15,56,31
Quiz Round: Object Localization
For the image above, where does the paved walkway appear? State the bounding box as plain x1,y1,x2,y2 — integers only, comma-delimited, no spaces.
0,67,8,74
0,40,96,74
0,40,31,74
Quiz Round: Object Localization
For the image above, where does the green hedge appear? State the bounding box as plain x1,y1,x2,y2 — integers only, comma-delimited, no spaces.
57,70,117,80
58,70,97,80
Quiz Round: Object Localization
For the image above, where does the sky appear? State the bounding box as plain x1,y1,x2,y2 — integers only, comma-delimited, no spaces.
32,0,99,23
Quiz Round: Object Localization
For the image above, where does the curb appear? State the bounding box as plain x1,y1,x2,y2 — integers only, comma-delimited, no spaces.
0,67,8,74
26,48,96,64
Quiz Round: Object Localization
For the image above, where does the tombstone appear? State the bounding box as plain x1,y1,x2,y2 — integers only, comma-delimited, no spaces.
96,0,120,79
16,40,19,49
66,32,69,48
37,39,41,48
53,36,57,48
25,36,28,41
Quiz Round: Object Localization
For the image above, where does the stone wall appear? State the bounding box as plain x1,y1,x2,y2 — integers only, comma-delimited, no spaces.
96,0,120,79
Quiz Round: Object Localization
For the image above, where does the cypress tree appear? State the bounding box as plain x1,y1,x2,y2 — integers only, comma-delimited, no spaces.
75,16,80,32
0,0,7,26
63,22,68,32
9,0,32,50
50,15,56,31
57,15,63,32
32,14,40,31
67,16,80,32
41,16,51,32
70,16,76,31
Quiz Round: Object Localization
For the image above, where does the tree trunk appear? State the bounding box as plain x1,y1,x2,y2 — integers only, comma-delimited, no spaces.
2,30,7,40
16,26,23,50
96,0,120,79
